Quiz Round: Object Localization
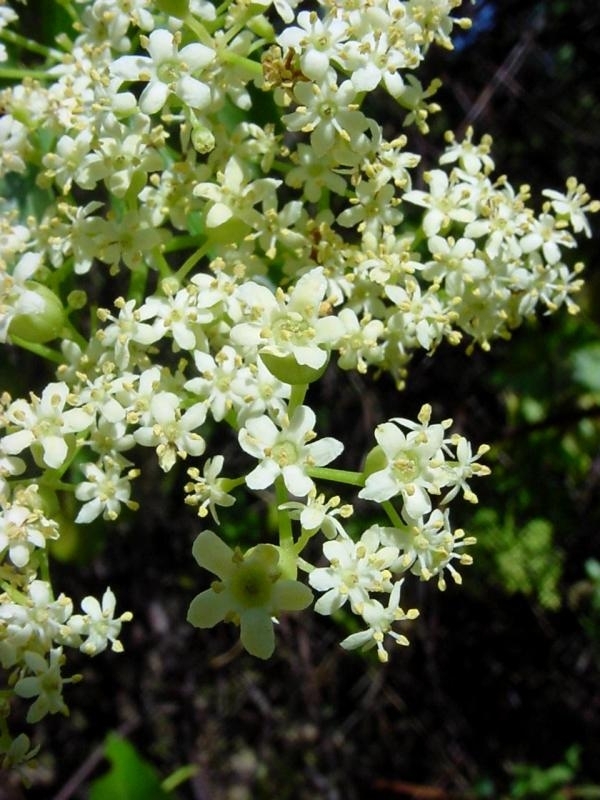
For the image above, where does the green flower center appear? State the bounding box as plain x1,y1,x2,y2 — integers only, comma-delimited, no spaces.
157,59,183,84
271,439,299,467
273,313,314,344
229,561,274,608
392,451,419,482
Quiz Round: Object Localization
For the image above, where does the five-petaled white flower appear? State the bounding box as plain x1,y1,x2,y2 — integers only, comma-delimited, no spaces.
238,405,343,497
111,29,214,114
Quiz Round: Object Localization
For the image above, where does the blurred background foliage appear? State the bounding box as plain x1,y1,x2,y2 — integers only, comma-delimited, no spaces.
2,0,600,798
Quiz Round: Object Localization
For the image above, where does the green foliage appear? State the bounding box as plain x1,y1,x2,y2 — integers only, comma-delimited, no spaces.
569,559,600,647
471,509,562,609
572,343,600,393
506,745,600,799
88,734,175,800
475,747,600,799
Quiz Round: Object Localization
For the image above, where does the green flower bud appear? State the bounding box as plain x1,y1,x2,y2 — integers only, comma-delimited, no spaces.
191,124,216,154
260,352,329,385
8,282,66,344
362,444,387,478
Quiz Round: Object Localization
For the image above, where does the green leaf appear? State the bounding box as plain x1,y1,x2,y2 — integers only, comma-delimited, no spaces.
572,344,600,392
88,734,172,800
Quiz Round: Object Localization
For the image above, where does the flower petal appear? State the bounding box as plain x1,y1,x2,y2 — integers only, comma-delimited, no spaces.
187,589,230,628
272,579,313,612
240,607,275,659
191,530,234,577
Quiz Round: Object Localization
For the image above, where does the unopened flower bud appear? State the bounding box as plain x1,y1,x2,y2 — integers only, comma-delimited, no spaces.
9,282,65,344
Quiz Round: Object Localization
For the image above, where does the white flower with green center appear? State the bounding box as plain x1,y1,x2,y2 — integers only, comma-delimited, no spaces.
231,267,344,381
110,29,214,114
359,404,451,516
132,392,207,472
283,70,369,157
308,526,398,615
75,457,139,524
193,155,281,229
238,405,343,497
3,382,94,470
0,502,58,568
185,345,245,421
97,297,162,370
403,169,476,236
0,580,73,665
276,10,348,81
187,530,313,659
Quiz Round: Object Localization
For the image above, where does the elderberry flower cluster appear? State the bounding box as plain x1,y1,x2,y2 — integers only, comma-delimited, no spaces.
0,0,597,768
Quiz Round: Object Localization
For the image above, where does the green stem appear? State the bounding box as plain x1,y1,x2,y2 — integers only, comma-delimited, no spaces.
274,476,296,578
288,383,308,416
163,234,206,254
220,50,262,79
174,242,210,282
8,335,64,364
61,321,88,351
37,549,52,590
162,765,198,794
220,476,247,493
128,264,149,305
183,14,215,47
153,250,174,281
0,67,56,82
37,477,77,492
307,467,364,487
382,500,403,529
54,0,78,23
293,526,318,557
0,580,30,604
0,28,62,60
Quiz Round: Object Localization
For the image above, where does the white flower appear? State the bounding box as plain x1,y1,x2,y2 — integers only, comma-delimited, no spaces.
543,177,599,238
277,11,348,82
193,155,280,229
69,588,132,656
381,508,477,590
3,382,94,469
309,526,398,615
441,437,491,504
133,392,207,472
231,268,344,375
403,169,476,236
111,29,214,114
359,404,451,516
0,502,58,568
283,70,369,157
75,457,139,523
339,580,419,663
0,580,73,666
142,285,211,351
185,345,245,421
96,297,162,369
279,489,353,540
239,405,343,497
184,455,236,523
